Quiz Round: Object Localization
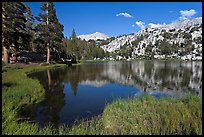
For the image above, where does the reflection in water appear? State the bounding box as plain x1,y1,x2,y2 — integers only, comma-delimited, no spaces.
47,70,51,90
24,60,202,128
101,61,202,96
32,69,66,127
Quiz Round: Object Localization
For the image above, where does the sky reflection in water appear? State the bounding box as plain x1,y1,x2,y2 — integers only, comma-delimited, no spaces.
25,60,202,127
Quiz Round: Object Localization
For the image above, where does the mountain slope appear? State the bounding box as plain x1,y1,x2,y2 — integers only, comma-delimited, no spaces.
164,17,202,29
78,32,110,41
102,17,202,60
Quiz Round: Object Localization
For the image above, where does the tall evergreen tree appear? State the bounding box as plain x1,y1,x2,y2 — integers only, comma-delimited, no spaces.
71,29,81,61
2,2,27,63
23,3,36,51
36,2,64,63
71,29,77,54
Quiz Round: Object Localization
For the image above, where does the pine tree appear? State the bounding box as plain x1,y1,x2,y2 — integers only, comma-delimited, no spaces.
160,40,172,57
36,2,64,63
71,29,80,62
2,2,27,64
23,3,36,51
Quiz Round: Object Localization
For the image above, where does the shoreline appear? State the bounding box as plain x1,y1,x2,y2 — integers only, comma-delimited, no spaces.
2,63,202,135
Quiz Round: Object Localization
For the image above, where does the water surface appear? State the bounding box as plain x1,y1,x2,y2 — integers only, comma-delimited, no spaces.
24,60,202,127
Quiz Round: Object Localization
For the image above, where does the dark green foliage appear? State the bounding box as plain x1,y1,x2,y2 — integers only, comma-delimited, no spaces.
171,43,179,54
145,45,154,59
163,32,172,39
118,45,133,59
35,2,64,62
2,2,28,57
160,40,172,56
62,32,107,61
131,40,139,47
131,35,144,48
71,29,81,60
2,2,70,64
22,3,37,52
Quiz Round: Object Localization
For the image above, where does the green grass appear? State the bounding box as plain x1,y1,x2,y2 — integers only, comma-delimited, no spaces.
102,95,202,135
2,64,202,135
2,63,66,135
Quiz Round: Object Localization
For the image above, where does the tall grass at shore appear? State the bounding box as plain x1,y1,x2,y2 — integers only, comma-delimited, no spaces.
102,95,202,135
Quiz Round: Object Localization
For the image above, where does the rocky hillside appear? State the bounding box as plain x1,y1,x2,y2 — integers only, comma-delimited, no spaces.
102,17,202,60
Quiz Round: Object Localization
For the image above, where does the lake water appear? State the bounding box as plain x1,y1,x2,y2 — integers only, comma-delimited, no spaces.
24,60,202,128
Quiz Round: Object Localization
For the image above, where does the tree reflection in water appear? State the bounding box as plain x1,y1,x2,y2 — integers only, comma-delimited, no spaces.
24,60,202,128
25,69,66,128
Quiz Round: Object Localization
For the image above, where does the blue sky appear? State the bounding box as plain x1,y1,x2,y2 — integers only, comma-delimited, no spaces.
26,2,202,37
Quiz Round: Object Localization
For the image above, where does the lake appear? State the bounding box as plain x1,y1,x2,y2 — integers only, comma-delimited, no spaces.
23,60,202,128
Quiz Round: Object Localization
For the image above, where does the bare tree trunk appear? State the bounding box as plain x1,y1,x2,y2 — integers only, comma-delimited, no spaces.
3,46,8,64
2,8,9,64
46,3,50,64
47,46,50,64
2,36,9,64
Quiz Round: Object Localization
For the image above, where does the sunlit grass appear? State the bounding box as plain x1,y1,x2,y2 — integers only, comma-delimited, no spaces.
2,64,66,135
102,95,202,135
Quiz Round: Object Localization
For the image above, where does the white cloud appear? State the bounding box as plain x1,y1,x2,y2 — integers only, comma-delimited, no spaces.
116,12,133,18
148,23,166,28
179,9,196,20
135,21,145,30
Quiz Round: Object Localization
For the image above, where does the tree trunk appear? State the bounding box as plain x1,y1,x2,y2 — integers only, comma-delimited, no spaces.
3,46,8,64
46,3,50,64
47,46,50,64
